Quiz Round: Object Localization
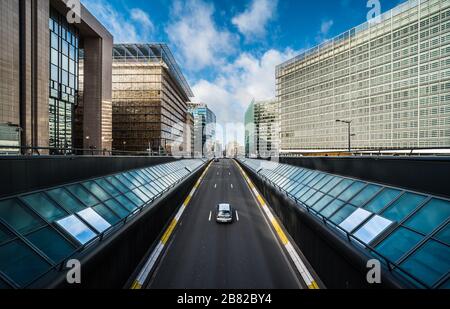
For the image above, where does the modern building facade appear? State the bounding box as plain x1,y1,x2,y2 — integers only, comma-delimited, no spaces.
188,103,217,157
245,99,280,157
214,141,223,158
277,0,450,153
184,112,195,157
112,44,193,155
226,141,245,158
0,0,113,154
245,101,255,157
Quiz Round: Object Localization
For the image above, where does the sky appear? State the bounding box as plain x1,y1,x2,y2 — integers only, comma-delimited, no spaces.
81,0,405,144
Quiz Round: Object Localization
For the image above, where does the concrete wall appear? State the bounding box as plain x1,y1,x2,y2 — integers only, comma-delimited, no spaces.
280,156,450,199
34,0,51,150
0,0,20,127
21,0,50,150
79,4,113,151
82,37,104,151
0,0,49,149
0,156,178,199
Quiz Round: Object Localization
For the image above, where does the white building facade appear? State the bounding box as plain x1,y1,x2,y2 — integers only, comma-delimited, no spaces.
277,0,450,152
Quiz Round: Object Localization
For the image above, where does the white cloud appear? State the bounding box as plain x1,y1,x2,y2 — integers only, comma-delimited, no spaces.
316,19,334,43
232,0,278,41
130,8,154,33
166,0,236,71
81,0,154,43
192,48,297,144
320,20,334,35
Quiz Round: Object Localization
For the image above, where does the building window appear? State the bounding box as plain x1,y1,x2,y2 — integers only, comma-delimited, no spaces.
48,8,79,153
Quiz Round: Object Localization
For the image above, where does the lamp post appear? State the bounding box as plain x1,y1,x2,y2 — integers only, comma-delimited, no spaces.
85,136,90,155
336,120,355,153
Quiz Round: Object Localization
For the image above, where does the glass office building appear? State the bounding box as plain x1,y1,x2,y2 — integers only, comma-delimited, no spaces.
245,99,280,157
188,103,217,157
0,0,112,154
49,8,79,151
245,102,256,157
112,44,193,155
277,0,450,152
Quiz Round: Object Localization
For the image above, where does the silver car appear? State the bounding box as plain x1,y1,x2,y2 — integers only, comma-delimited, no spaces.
216,204,233,224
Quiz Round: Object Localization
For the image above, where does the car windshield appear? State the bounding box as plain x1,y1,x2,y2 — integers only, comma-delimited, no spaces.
218,210,231,217
218,204,231,217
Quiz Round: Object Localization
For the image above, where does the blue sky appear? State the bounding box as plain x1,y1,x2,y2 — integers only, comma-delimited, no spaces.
81,0,405,144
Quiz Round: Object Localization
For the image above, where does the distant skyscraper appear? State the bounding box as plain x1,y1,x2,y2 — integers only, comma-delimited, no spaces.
214,141,223,158
245,99,280,157
226,141,245,158
277,0,450,153
188,103,217,157
112,44,193,155
0,0,113,154
245,102,256,157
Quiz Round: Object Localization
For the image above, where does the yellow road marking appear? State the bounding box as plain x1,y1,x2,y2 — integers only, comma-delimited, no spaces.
234,160,320,290
131,161,213,289
271,219,289,245
257,195,266,207
183,195,192,207
161,218,178,245
130,281,142,290
308,281,319,289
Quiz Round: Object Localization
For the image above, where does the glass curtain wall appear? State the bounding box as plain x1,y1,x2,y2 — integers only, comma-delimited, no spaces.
49,8,79,153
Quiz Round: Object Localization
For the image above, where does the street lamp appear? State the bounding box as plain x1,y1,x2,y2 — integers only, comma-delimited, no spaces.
85,136,90,155
336,120,355,153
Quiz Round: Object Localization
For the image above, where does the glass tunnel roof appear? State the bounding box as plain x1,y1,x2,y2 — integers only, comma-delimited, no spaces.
0,159,206,288
239,159,450,289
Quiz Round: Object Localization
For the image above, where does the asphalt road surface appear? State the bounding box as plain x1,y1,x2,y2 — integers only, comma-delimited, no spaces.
147,159,304,289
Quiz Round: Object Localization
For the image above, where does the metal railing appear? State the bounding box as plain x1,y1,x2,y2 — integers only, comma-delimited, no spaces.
278,147,450,157
0,145,192,157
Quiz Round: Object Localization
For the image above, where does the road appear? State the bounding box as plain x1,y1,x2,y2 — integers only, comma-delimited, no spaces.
147,159,304,289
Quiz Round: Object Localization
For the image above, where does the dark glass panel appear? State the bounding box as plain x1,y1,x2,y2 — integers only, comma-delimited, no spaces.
0,240,49,287
0,199,45,235
82,181,111,202
21,193,68,223
382,193,427,222
47,188,85,213
66,185,99,207
26,227,75,263
376,227,423,262
93,205,120,225
401,240,450,288
404,199,450,235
